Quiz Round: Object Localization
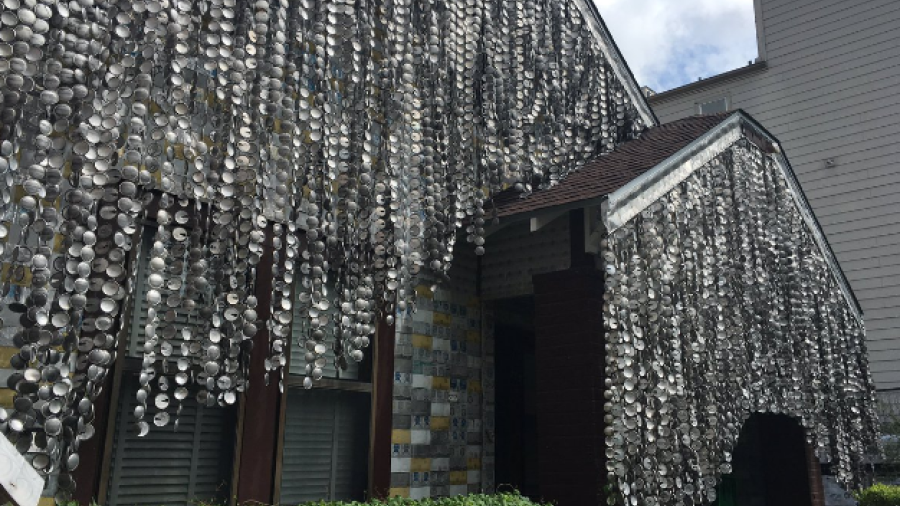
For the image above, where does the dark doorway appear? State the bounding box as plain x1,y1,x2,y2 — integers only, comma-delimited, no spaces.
494,297,539,498
715,413,813,506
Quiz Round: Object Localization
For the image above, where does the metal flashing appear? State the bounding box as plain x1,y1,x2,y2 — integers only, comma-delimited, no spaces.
605,113,744,230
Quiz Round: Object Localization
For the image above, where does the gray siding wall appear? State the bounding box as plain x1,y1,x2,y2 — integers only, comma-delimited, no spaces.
650,0,900,388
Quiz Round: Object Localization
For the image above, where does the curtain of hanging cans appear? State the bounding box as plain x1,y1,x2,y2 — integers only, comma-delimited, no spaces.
602,138,879,506
0,0,644,497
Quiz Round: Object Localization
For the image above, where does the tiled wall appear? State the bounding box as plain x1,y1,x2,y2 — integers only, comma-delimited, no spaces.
389,276,495,499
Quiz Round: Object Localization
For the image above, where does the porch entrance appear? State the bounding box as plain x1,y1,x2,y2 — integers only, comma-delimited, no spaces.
714,413,817,506
494,297,539,499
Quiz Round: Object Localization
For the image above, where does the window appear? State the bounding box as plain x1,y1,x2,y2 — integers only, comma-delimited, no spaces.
278,281,373,503
698,97,729,115
105,225,237,506
279,389,371,503
106,376,235,506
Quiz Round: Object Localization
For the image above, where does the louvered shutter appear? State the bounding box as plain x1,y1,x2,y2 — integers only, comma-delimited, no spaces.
279,389,370,504
106,376,234,506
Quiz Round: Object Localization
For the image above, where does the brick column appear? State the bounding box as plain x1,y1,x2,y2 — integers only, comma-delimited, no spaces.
806,443,826,506
532,267,606,506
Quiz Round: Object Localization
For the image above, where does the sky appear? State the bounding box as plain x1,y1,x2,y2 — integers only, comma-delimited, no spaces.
594,0,759,93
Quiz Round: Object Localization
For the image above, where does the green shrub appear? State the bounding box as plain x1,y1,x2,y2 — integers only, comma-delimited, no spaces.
298,492,551,506
854,483,900,506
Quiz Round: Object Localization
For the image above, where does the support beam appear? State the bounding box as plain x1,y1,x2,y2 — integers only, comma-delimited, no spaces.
70,376,113,505
236,228,282,504
369,317,396,498
569,209,594,268
532,267,606,506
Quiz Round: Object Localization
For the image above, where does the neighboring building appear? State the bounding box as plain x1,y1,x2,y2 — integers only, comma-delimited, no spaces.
647,0,900,389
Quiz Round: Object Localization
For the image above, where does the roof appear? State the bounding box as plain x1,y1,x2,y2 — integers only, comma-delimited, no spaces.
491,113,731,218
487,108,864,321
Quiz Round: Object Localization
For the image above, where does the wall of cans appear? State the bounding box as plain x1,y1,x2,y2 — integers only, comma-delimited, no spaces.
0,0,645,497
602,138,879,506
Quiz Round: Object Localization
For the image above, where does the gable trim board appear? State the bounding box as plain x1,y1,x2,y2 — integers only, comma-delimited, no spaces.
571,0,658,128
604,110,863,323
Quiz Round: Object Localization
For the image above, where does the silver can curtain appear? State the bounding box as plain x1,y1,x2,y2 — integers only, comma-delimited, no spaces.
0,0,645,499
602,137,879,506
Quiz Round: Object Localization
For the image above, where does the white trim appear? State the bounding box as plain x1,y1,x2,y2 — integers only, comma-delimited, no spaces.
530,211,566,233
571,0,658,127
753,0,768,62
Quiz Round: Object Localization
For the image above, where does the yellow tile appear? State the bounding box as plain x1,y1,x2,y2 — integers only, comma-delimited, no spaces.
432,376,450,390
466,330,481,343
389,488,410,498
467,458,482,470
39,498,56,506
433,312,451,326
410,458,431,472
0,389,14,409
392,429,411,444
1,263,32,287
0,346,18,367
411,334,433,350
430,416,450,431
450,471,468,485
415,285,434,299
469,380,482,393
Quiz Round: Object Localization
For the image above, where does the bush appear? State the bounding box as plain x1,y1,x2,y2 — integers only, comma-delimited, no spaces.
298,492,551,506
854,483,900,506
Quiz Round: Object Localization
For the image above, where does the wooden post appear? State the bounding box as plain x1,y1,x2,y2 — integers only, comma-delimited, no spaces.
235,228,283,504
70,376,113,505
532,267,607,506
368,317,395,498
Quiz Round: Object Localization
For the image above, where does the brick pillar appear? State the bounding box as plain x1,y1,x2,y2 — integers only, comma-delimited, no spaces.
806,443,826,506
533,267,606,506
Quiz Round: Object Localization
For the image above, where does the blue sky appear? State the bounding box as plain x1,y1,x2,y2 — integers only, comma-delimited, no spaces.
595,0,759,93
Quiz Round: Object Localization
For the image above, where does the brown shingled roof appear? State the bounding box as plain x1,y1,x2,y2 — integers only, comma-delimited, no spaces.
491,112,732,218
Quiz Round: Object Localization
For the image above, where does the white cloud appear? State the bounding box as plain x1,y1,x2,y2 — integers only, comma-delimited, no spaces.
595,0,759,92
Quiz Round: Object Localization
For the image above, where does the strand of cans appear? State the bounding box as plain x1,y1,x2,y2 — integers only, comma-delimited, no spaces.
602,139,879,506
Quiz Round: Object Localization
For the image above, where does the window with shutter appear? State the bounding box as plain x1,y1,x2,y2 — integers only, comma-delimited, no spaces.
289,286,360,380
106,224,235,506
279,389,370,503
278,281,372,503
127,228,200,359
106,375,235,506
